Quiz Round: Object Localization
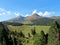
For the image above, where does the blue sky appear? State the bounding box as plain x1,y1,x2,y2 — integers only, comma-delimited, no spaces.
0,0,60,21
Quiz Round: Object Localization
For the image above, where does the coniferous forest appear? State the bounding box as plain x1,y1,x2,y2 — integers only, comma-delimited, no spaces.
0,21,60,45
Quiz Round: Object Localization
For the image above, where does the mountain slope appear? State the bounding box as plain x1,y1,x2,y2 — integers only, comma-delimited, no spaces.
49,16,60,19
31,17,55,25
8,16,25,23
23,13,42,24
4,13,60,26
25,13,42,21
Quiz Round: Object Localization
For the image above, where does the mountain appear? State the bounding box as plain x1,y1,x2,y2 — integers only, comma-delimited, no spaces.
31,17,55,25
3,13,60,26
23,13,42,24
6,13,43,24
49,16,60,24
7,16,25,23
25,13,42,20
49,16,60,19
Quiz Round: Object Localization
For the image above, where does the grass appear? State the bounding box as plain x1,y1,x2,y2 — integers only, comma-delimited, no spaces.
0,25,50,45
7,25,50,36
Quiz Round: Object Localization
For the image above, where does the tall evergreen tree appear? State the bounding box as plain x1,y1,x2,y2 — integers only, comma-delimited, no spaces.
39,31,46,45
0,22,5,45
14,37,17,45
31,27,36,35
0,22,13,45
34,30,46,45
48,21,60,45
45,33,48,44
28,33,31,37
19,31,25,38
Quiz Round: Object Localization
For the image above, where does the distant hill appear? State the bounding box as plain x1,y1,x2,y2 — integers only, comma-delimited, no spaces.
8,16,25,23
49,16,60,24
49,16,60,19
31,18,55,25
3,13,60,26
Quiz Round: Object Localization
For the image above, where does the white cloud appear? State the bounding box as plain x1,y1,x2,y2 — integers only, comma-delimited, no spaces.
7,11,11,15
43,11,51,16
0,13,2,15
32,10,37,14
0,8,22,17
0,8,5,12
32,10,55,17
43,11,55,16
0,8,11,16
0,12,6,16
24,14,29,17
38,12,43,16
2,12,6,15
14,12,20,17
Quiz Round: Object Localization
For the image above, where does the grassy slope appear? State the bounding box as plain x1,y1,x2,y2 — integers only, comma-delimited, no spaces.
7,25,50,36
7,25,50,45
0,24,50,45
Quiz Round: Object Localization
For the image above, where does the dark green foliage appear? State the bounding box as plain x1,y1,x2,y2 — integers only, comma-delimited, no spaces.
0,22,13,45
45,33,48,44
2,23,13,45
0,22,24,45
39,31,46,45
34,30,47,45
48,21,60,45
19,31,25,38
31,27,36,35
28,33,31,37
0,22,3,45
9,35,13,45
18,39,23,45
3,22,23,26
14,37,17,45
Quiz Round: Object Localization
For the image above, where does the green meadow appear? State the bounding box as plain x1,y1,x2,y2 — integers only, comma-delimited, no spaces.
6,25,50,45
7,25,50,36
0,21,60,45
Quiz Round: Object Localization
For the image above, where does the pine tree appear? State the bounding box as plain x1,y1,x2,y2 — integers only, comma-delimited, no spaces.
0,22,9,45
47,21,60,45
19,31,25,38
39,31,46,45
28,33,31,37
0,22,4,45
1,22,13,45
34,30,46,45
31,27,36,35
45,33,48,44
14,37,17,45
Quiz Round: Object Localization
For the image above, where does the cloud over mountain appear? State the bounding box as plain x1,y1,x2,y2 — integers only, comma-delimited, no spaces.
32,10,37,14
14,12,20,17
32,10,55,17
